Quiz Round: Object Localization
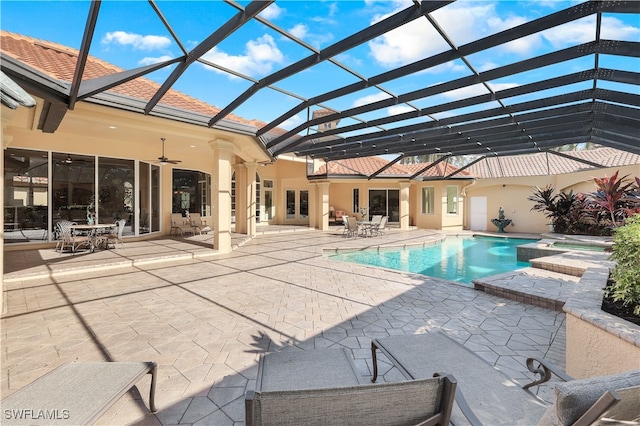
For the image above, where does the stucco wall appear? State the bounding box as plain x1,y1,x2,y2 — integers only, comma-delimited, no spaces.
563,268,640,379
566,314,640,378
465,165,640,234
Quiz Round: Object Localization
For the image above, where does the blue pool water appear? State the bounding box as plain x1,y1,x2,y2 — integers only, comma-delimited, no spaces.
330,236,534,285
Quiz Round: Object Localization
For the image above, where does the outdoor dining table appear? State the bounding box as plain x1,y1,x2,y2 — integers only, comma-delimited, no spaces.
356,221,375,237
69,223,114,252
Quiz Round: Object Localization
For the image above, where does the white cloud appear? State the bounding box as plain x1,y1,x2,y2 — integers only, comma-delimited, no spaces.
353,92,392,108
440,82,518,100
485,13,544,55
260,3,284,20
201,34,284,78
289,23,308,40
543,15,640,48
387,105,414,115
281,114,303,130
599,16,640,41
486,82,520,93
441,84,489,100
138,55,174,66
102,31,171,51
368,2,499,68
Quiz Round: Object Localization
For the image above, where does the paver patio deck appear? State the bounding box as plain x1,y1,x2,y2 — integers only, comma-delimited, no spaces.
2,227,571,425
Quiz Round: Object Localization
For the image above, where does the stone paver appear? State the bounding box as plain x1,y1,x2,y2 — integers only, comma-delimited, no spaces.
2,228,572,424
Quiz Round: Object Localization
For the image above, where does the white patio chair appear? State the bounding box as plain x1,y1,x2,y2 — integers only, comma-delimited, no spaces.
102,219,126,249
170,213,193,236
55,221,91,254
189,213,211,234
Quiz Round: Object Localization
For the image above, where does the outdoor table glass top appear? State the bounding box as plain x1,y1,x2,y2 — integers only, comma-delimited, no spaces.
69,224,114,232
357,221,374,236
69,223,115,251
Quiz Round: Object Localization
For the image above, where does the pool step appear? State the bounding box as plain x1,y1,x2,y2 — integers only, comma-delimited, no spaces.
473,267,580,312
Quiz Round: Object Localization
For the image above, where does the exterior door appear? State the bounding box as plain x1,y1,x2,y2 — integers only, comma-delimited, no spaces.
470,196,487,231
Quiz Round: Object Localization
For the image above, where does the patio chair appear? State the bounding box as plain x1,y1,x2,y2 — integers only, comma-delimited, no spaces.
372,215,388,236
246,348,457,426
345,216,359,238
101,219,126,249
189,213,211,234
370,331,640,426
55,220,91,254
1,361,157,425
341,215,349,236
170,213,193,236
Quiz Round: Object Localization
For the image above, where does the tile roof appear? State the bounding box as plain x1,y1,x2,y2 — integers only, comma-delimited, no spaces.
466,147,640,178
0,31,282,132
312,156,471,179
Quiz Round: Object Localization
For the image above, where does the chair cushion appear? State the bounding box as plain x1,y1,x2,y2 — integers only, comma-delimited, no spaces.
552,370,640,425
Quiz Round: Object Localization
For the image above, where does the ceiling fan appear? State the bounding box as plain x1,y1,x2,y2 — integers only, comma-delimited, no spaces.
156,138,182,165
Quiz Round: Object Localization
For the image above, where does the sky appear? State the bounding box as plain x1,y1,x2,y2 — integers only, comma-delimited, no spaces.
1,0,639,135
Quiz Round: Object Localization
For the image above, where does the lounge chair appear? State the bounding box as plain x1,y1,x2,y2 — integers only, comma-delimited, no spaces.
370,331,640,426
246,348,457,426
189,213,211,234
1,361,157,425
170,213,193,236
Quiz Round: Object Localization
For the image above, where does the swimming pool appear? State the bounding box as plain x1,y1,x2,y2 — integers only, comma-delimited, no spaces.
330,236,535,285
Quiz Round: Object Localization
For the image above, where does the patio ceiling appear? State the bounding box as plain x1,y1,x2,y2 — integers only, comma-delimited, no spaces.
3,0,639,164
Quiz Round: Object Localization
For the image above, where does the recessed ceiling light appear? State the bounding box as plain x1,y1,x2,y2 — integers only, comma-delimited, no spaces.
108,126,117,129
190,145,196,148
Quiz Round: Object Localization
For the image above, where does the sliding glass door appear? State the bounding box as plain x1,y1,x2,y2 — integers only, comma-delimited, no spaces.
369,189,399,223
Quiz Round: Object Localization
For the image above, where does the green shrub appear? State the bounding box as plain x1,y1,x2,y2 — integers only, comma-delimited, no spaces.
607,214,640,315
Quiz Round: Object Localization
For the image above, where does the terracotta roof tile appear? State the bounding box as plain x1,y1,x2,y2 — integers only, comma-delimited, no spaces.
312,156,470,178
0,31,264,128
467,147,640,178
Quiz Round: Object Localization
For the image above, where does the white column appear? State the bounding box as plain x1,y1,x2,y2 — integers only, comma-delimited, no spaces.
317,182,330,230
399,182,411,230
245,162,258,237
208,139,235,254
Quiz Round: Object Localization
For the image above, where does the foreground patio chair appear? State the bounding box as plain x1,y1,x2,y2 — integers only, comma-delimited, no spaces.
371,331,640,426
1,361,157,425
246,348,457,426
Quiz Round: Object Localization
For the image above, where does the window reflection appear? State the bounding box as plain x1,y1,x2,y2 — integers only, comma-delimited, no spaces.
4,149,49,243
172,169,211,215
98,157,134,235
4,148,160,245
52,152,95,225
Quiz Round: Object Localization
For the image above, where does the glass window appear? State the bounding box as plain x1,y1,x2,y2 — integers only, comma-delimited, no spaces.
447,186,458,215
300,190,308,218
172,169,211,215
4,148,49,243
422,187,434,215
139,162,159,234
98,157,134,235
52,152,95,225
352,188,359,213
5,149,160,245
286,190,296,219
